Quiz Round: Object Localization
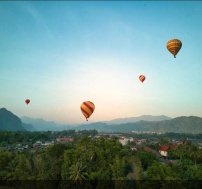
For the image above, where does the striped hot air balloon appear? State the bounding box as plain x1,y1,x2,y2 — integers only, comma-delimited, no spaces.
25,99,30,105
139,75,146,83
166,39,182,58
80,101,95,121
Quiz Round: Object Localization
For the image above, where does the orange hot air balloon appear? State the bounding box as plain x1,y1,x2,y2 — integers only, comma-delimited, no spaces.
80,101,95,121
139,75,146,83
166,39,182,58
25,99,30,105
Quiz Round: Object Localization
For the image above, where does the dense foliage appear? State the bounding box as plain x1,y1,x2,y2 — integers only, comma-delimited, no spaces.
0,131,202,188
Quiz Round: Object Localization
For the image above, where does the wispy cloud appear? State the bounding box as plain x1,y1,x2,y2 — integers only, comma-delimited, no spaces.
17,2,54,41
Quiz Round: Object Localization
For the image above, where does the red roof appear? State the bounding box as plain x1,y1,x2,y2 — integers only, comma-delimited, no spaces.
159,144,177,151
159,145,171,151
56,138,74,141
170,144,177,149
143,146,156,153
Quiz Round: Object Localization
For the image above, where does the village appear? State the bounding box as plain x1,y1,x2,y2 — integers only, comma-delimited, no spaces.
1,131,202,166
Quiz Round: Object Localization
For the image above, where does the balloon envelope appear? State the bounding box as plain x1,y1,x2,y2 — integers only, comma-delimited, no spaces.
80,101,95,121
25,99,30,104
166,39,182,58
139,75,146,83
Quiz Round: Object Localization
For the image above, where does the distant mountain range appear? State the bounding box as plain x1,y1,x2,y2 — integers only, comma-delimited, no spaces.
21,116,71,131
104,115,171,125
84,116,202,133
20,115,171,132
0,108,202,133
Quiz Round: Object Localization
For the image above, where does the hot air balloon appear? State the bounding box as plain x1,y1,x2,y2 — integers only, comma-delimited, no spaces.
166,39,182,58
139,75,146,83
25,99,30,105
80,101,95,121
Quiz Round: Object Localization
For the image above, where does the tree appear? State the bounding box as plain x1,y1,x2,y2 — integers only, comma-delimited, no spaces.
143,162,180,189
189,145,201,167
69,162,88,184
127,156,143,180
172,144,185,161
172,159,193,180
137,149,158,170
12,154,33,180
0,150,14,179
35,144,67,180
110,155,125,179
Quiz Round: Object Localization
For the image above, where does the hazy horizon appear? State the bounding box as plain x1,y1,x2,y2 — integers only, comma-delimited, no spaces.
19,114,202,125
1,1,202,124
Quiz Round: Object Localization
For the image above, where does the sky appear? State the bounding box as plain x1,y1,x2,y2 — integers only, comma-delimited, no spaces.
0,1,202,124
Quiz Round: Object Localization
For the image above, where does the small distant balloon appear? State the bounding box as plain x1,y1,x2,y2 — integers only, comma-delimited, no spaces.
139,75,146,83
80,101,95,121
25,99,30,105
166,39,182,58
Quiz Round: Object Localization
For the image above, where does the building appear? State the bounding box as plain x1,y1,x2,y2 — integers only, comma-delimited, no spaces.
119,137,133,146
159,145,177,157
56,137,74,142
42,141,54,146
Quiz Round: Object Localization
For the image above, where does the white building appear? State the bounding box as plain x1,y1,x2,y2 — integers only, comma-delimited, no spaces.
119,137,133,146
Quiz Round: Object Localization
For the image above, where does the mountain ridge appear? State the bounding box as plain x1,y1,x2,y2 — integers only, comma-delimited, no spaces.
1,108,202,133
104,115,172,125
21,116,71,131
74,116,202,133
0,108,25,131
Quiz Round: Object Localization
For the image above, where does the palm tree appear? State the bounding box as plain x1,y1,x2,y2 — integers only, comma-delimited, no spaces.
172,144,185,161
6,158,18,173
189,146,201,167
69,162,88,184
5,158,18,179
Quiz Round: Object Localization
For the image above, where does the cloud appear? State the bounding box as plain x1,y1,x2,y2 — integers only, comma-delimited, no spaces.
18,2,54,41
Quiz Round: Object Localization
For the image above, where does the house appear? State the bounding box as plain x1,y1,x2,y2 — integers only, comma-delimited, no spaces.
143,146,156,153
131,146,137,151
140,139,147,144
56,137,74,142
143,146,161,158
133,138,142,146
159,158,178,165
159,145,177,157
17,147,25,151
119,137,133,146
33,141,43,148
42,141,54,146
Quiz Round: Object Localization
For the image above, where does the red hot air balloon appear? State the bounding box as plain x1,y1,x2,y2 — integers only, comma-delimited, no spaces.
25,99,30,105
139,75,146,83
80,101,95,121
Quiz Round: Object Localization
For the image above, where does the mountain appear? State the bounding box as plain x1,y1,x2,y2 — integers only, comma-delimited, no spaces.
76,116,202,133
75,122,109,132
0,108,26,131
22,123,36,132
104,115,171,125
77,115,171,132
20,115,171,132
1,108,201,133
21,116,71,131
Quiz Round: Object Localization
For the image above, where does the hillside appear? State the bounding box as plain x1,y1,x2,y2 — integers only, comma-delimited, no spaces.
75,122,109,132
75,116,202,133
104,115,171,125
104,116,202,133
1,108,202,133
21,116,71,131
22,123,36,132
0,108,26,131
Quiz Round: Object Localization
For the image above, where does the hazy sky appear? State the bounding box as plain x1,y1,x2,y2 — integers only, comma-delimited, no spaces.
1,1,202,124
